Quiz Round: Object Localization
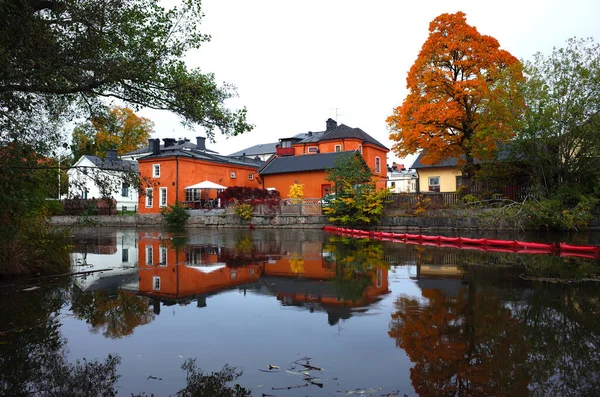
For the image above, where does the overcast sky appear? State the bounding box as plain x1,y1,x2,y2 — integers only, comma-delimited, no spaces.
137,0,599,167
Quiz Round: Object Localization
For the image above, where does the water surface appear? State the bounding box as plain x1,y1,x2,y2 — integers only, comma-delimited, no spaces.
1,228,598,396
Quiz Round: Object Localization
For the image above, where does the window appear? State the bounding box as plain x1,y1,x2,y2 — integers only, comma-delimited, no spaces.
146,246,153,265
186,188,200,202
375,157,381,173
122,248,129,263
429,176,441,192
358,145,363,154
390,181,396,188
82,188,88,200
152,164,160,177
230,171,236,179
121,183,129,197
145,188,153,207
307,147,318,154
248,173,254,181
334,145,341,152
160,246,167,266
249,268,255,276
456,176,463,190
231,270,237,280
281,140,292,148
159,187,167,207
152,276,161,290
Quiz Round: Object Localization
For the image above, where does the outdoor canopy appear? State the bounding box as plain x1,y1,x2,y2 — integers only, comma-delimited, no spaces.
185,180,227,190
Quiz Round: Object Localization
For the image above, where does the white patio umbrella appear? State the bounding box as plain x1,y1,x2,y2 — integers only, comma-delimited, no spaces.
184,180,227,206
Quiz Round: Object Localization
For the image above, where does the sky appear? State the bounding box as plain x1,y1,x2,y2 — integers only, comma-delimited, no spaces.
136,0,600,168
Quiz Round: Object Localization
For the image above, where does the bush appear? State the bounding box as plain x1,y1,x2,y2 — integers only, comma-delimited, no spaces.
234,203,254,221
44,199,64,216
161,202,190,228
218,187,279,203
323,185,390,225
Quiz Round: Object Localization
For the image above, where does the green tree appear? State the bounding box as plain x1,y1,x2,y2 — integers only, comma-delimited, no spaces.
0,0,252,141
71,107,154,159
387,12,524,189
517,37,600,198
324,154,390,225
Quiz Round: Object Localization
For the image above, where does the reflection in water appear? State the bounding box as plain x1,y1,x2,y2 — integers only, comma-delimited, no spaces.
134,231,390,325
389,285,530,396
2,228,600,396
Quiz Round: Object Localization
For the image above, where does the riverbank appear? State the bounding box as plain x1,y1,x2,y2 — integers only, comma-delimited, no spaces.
49,208,600,231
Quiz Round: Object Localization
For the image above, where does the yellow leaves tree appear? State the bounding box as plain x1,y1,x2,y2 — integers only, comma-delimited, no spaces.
288,183,304,204
71,107,154,159
387,12,524,187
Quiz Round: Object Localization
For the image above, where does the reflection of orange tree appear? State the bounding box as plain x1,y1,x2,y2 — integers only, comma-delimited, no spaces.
389,288,530,396
71,289,155,339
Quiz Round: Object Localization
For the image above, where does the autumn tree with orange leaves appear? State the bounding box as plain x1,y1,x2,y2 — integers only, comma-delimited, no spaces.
71,107,154,160
387,12,524,188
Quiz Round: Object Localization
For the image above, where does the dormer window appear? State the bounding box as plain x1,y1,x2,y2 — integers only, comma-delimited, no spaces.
281,140,292,148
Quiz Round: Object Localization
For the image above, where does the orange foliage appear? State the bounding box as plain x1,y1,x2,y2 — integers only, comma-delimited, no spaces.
389,287,530,396
387,12,524,180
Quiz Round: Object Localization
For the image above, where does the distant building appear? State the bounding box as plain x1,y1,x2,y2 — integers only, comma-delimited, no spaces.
67,149,138,210
387,162,417,193
228,142,278,161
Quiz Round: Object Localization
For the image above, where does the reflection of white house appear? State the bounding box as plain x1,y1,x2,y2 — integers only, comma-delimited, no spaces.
67,149,138,210
72,231,139,293
387,163,417,193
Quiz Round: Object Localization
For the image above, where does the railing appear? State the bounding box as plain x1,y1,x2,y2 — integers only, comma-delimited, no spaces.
275,147,295,156
225,198,324,216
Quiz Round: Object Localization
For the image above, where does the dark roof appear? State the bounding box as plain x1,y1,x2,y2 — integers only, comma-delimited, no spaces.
411,144,515,169
318,124,388,150
259,151,356,175
139,147,264,169
123,141,217,156
228,142,278,157
83,155,138,172
279,123,388,150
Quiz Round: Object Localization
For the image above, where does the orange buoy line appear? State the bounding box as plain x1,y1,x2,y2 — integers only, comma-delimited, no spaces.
321,226,600,260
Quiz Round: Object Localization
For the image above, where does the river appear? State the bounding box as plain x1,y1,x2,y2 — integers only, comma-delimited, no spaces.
1,227,599,396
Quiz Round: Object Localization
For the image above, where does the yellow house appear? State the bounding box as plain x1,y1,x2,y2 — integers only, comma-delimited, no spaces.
410,152,463,193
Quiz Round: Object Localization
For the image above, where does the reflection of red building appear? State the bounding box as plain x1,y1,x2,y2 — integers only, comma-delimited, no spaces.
136,232,389,316
137,232,262,300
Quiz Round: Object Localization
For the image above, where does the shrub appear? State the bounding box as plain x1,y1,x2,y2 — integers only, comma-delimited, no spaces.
44,199,64,216
161,202,190,228
234,203,254,221
218,187,279,203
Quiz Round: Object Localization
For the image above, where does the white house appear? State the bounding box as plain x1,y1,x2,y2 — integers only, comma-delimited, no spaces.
67,149,139,210
387,162,417,193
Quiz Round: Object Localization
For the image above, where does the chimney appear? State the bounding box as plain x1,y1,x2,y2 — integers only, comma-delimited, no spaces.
196,136,206,150
326,118,337,132
107,148,118,159
163,138,176,147
150,139,160,155
308,131,313,136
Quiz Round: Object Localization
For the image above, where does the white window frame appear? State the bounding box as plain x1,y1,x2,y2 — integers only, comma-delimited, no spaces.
230,171,236,179
307,146,318,154
152,276,161,290
146,246,153,265
152,164,160,178
160,246,168,266
429,176,441,192
159,187,167,208
334,144,341,152
358,145,363,154
375,157,381,173
145,188,153,208
248,173,254,181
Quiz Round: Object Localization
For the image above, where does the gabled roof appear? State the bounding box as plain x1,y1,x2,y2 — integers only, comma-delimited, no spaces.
228,142,278,157
411,144,516,169
81,155,138,172
280,123,388,150
259,151,356,175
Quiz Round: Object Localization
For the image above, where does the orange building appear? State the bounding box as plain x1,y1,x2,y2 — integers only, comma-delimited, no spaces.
259,119,389,197
135,137,264,213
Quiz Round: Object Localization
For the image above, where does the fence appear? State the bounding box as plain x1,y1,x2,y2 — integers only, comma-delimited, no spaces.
226,198,323,216
61,198,118,215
